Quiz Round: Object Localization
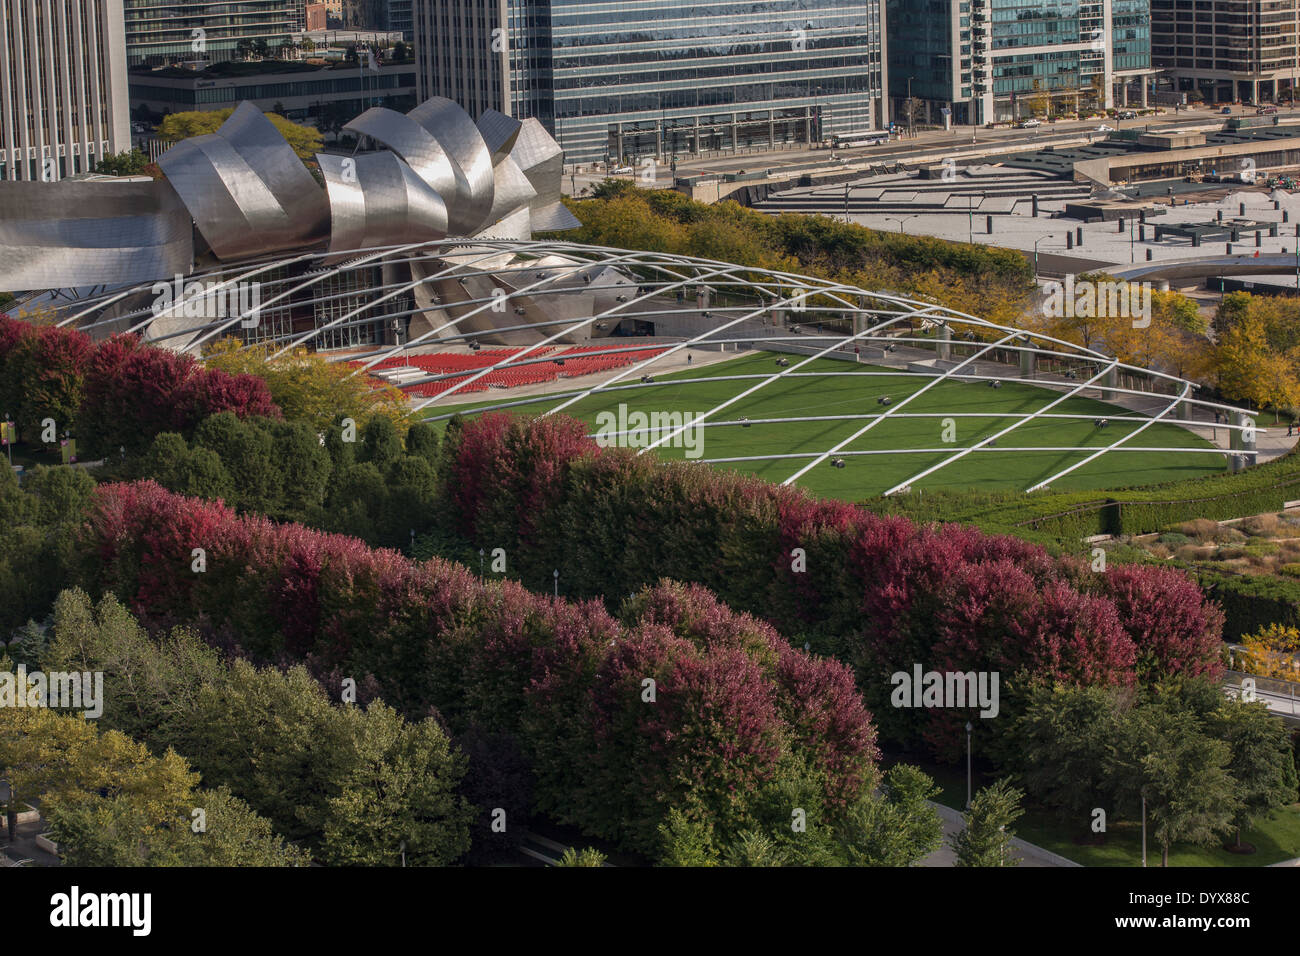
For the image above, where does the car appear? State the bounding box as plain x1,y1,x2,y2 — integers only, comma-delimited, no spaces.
1258,105,1279,115
1220,106,1233,114
611,165,633,174
1096,124,1114,132
1018,118,1041,128
1118,110,1136,120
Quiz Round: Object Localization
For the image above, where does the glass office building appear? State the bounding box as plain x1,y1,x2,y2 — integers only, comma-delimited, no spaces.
123,1,300,67
888,0,1152,126
416,0,888,166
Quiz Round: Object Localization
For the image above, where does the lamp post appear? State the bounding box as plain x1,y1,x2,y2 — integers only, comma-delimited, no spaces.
553,568,559,598
965,720,973,809
1033,235,1052,277
884,214,919,234
1141,791,1148,867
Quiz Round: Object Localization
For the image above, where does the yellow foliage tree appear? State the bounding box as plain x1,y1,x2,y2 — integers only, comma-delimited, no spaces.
202,338,413,436
1237,623,1300,679
158,109,323,161
0,706,197,825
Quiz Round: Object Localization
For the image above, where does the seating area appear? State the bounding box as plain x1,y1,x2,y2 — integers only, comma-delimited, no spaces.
361,345,668,400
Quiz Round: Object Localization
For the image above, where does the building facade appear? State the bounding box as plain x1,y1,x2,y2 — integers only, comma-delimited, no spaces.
123,0,299,66
415,0,888,166
1151,0,1300,104
0,0,132,180
888,0,1155,127
129,62,417,128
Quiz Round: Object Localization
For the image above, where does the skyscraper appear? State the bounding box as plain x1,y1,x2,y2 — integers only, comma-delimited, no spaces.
123,1,299,66
415,0,888,166
1151,0,1300,104
888,0,1154,127
0,0,132,180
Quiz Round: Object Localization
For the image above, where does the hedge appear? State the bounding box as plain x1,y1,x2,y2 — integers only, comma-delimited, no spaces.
869,450,1300,541
1193,570,1300,641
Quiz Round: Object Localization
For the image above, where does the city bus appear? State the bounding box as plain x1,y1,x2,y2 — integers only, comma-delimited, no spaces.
830,130,890,149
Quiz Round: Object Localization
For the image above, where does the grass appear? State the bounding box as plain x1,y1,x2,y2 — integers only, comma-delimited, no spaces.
426,351,1225,499
888,756,1300,867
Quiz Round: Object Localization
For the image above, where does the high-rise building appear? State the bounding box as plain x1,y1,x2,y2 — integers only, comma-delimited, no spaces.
1151,0,1300,104
0,0,132,180
387,0,412,40
888,0,1155,127
123,1,299,66
414,0,888,166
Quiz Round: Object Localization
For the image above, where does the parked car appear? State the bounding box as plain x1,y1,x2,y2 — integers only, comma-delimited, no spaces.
1018,118,1041,128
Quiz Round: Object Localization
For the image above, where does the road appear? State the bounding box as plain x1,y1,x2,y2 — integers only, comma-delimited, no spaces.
563,104,1300,196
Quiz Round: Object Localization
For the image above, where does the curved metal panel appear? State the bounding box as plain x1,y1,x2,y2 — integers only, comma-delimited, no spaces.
343,107,460,199
319,152,448,257
530,201,582,233
408,96,495,235
158,135,291,259
220,102,330,246
510,118,572,230
157,102,328,259
477,109,522,162
0,179,193,290
484,156,537,228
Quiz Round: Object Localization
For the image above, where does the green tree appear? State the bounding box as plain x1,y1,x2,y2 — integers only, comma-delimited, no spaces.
1109,704,1236,866
405,421,439,463
42,589,224,747
556,846,607,867
951,779,1024,867
95,148,150,177
1009,684,1121,835
140,432,235,502
359,415,402,466
834,764,943,865
49,785,308,867
192,413,282,514
1208,700,1299,851
657,807,719,866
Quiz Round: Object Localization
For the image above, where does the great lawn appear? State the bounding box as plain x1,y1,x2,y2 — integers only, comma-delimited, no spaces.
425,351,1225,499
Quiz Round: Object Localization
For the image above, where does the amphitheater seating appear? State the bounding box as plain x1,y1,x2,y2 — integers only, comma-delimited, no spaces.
353,345,668,399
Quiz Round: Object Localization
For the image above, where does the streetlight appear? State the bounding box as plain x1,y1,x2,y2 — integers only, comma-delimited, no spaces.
1141,791,1148,867
884,214,919,234
1032,235,1053,277
553,568,559,597
965,721,973,810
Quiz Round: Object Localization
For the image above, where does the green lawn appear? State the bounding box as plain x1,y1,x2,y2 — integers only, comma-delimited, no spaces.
425,351,1225,499
886,756,1300,867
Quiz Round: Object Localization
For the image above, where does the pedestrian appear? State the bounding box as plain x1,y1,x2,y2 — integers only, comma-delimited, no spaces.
687,352,692,365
